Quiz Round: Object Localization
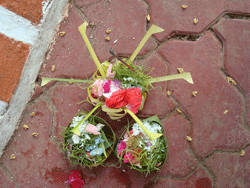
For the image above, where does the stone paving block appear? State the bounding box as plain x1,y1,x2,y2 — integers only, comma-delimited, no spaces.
157,31,250,158
225,0,250,13
80,0,155,62
138,87,175,119
159,112,197,177
51,84,93,138
41,6,97,80
213,18,250,127
153,167,212,188
2,100,72,187
74,0,99,8
0,0,44,24
204,147,250,187
0,34,29,102
146,0,225,41
0,166,16,188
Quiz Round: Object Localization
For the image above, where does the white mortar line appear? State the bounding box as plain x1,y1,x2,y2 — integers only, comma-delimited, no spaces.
0,6,39,45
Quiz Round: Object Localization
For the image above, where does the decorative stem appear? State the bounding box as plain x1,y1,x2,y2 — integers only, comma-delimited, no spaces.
71,104,102,136
125,109,163,141
78,22,105,77
109,48,136,72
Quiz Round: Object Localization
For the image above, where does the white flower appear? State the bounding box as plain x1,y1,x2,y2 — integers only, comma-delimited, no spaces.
72,134,80,144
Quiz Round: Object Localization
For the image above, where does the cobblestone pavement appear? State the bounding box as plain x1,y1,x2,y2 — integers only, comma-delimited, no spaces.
1,0,250,187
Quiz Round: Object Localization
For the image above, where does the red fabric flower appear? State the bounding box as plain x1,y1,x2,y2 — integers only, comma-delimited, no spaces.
65,170,84,188
105,87,142,114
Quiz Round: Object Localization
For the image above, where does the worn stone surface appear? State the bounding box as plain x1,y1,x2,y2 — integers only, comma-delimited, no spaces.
80,0,155,62
153,167,212,188
0,166,16,188
158,31,250,158
213,18,250,128
138,87,175,119
2,100,72,187
146,0,250,41
51,84,93,138
41,7,97,80
0,34,29,102
205,147,250,187
159,112,197,177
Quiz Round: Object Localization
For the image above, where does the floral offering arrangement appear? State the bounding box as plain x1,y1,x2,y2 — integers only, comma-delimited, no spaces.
116,115,167,174
42,22,194,172
62,110,115,167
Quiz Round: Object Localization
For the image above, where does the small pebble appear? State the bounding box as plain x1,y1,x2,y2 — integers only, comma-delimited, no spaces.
192,91,197,97
51,65,56,72
146,15,150,21
186,136,192,142
59,31,66,37
10,154,15,160
223,110,228,114
32,132,38,137
30,112,35,117
23,124,29,129
240,150,245,156
193,18,198,24
105,36,110,41
181,5,187,9
106,28,111,34
166,91,171,96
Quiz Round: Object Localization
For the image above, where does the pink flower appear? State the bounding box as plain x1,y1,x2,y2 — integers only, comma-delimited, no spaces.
106,64,116,79
92,79,104,97
117,141,126,156
85,124,101,135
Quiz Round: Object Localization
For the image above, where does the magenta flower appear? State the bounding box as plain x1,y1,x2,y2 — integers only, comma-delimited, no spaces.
103,80,111,93
123,153,133,164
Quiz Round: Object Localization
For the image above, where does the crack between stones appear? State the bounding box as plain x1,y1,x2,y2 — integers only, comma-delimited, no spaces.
0,163,21,188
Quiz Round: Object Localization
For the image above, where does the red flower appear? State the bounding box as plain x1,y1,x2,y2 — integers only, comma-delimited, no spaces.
105,87,142,114
105,89,128,109
126,87,142,114
65,170,84,188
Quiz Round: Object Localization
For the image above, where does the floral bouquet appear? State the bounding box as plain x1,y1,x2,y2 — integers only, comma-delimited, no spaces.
116,115,167,174
62,110,116,167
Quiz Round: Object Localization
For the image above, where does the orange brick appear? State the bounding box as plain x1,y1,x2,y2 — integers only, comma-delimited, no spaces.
0,0,44,24
0,34,29,102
